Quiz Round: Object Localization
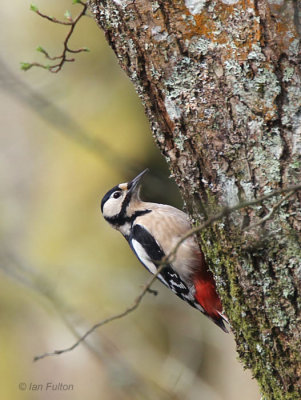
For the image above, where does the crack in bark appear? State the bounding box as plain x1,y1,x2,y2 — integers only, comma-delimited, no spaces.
157,0,186,56
273,54,291,188
292,0,301,36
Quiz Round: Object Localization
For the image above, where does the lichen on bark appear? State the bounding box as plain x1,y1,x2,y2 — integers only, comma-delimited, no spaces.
89,1,301,398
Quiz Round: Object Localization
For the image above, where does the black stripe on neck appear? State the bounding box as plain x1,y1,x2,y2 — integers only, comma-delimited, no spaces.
120,191,132,218
105,209,151,227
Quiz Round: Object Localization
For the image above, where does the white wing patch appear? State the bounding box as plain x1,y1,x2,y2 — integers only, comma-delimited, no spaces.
131,239,158,275
131,238,208,316
131,238,196,302
131,239,169,287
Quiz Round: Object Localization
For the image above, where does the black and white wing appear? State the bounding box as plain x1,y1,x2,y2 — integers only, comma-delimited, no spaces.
128,223,201,309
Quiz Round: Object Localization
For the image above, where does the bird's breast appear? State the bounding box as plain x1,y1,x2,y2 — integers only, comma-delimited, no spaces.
133,203,201,281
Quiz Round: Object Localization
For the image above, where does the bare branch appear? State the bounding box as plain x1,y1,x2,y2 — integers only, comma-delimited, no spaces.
33,264,165,362
243,190,296,231
33,182,301,362
22,2,89,73
35,9,73,26
0,252,179,399
164,183,301,265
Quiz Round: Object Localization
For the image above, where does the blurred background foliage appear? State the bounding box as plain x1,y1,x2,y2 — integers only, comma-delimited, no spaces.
0,1,260,399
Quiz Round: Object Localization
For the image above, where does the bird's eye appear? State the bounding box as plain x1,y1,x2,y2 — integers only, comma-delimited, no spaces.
113,191,121,199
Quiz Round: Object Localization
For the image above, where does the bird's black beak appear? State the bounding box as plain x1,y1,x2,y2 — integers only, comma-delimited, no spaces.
128,169,149,193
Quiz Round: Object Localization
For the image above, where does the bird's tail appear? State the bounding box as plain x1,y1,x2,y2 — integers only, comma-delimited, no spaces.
213,312,229,333
193,273,229,333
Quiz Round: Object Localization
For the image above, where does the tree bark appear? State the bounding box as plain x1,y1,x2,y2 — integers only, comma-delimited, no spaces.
89,1,301,399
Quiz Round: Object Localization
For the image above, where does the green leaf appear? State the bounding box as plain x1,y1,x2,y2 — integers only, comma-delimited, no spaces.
64,10,72,20
72,0,81,4
20,62,32,71
30,4,38,12
36,46,45,53
83,47,90,52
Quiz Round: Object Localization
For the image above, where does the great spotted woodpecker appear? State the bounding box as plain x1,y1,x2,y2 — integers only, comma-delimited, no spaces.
101,169,228,332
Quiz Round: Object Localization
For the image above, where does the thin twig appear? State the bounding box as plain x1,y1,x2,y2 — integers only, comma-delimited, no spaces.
243,191,295,231
33,182,301,362
164,183,301,265
146,288,158,296
36,9,73,25
0,252,176,398
22,2,89,73
33,265,164,362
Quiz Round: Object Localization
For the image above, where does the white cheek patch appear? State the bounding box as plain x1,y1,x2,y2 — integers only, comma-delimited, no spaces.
103,196,124,218
103,201,116,218
131,240,157,275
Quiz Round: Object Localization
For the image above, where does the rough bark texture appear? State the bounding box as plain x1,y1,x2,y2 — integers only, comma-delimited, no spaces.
89,1,301,399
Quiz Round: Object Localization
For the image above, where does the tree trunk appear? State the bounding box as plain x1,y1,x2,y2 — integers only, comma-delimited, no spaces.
89,1,301,399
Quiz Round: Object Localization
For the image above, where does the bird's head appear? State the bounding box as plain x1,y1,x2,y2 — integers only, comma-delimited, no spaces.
101,169,149,227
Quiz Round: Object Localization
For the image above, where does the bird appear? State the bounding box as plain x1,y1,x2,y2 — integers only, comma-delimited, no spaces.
101,169,228,332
